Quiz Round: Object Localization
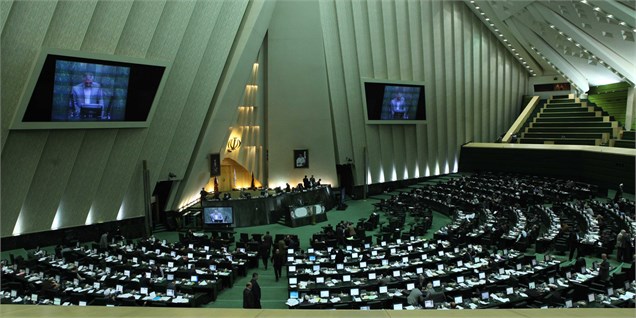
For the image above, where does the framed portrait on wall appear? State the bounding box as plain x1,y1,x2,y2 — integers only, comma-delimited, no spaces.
210,153,221,177
294,149,309,169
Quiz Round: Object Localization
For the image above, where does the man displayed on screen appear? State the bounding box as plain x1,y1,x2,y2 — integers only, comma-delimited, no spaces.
390,93,407,119
209,209,225,223
70,72,105,119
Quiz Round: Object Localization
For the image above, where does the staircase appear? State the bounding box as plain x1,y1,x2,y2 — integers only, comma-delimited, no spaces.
612,130,636,149
153,223,168,233
518,97,619,146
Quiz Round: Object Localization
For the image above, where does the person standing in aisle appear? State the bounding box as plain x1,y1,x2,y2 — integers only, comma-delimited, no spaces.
250,272,262,308
272,248,284,282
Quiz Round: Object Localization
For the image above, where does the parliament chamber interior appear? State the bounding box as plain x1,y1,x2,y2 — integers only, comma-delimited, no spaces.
1,1,635,318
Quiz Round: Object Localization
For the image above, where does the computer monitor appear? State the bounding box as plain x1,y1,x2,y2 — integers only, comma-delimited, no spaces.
167,274,174,281
457,260,463,267
238,248,246,254
506,287,513,295
287,256,294,262
336,263,344,270
406,282,415,290
478,272,486,279
416,267,423,274
343,275,351,282
371,250,378,256
382,259,389,266
309,255,316,262
289,265,296,272
350,288,360,296
421,254,428,260
116,285,123,293
424,300,434,308
433,280,441,287
290,290,299,299
549,277,555,284
393,270,401,277
209,264,217,271
168,261,174,268
565,299,573,308
381,241,387,246
330,254,336,260
360,261,367,268
393,303,403,310
379,286,388,294
481,291,489,300
407,245,413,251
364,243,371,249
498,268,505,275
145,272,151,279
390,248,397,255
396,239,402,244
402,256,409,263
360,306,370,310
124,270,130,277
457,276,464,284
190,275,198,283
438,250,444,256
320,290,329,298
289,277,298,285
313,265,320,271
368,272,377,280
287,248,294,254
140,287,148,295
528,282,536,289
351,252,359,259
437,264,444,271
346,245,353,251
516,263,522,270
307,248,314,254
587,293,595,302
316,277,325,284
607,287,614,296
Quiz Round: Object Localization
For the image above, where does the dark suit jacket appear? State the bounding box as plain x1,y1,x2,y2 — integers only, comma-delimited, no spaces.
250,279,261,308
243,288,255,308
598,259,610,281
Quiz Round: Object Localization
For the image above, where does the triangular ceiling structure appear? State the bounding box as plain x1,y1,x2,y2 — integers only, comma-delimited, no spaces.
465,0,635,92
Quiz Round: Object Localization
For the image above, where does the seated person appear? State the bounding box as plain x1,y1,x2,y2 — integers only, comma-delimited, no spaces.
407,287,424,306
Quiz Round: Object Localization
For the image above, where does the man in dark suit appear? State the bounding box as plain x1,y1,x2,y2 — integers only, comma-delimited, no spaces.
259,239,270,270
69,72,105,118
250,272,262,308
263,231,273,255
243,282,256,308
598,253,610,281
568,230,580,261
272,249,284,282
